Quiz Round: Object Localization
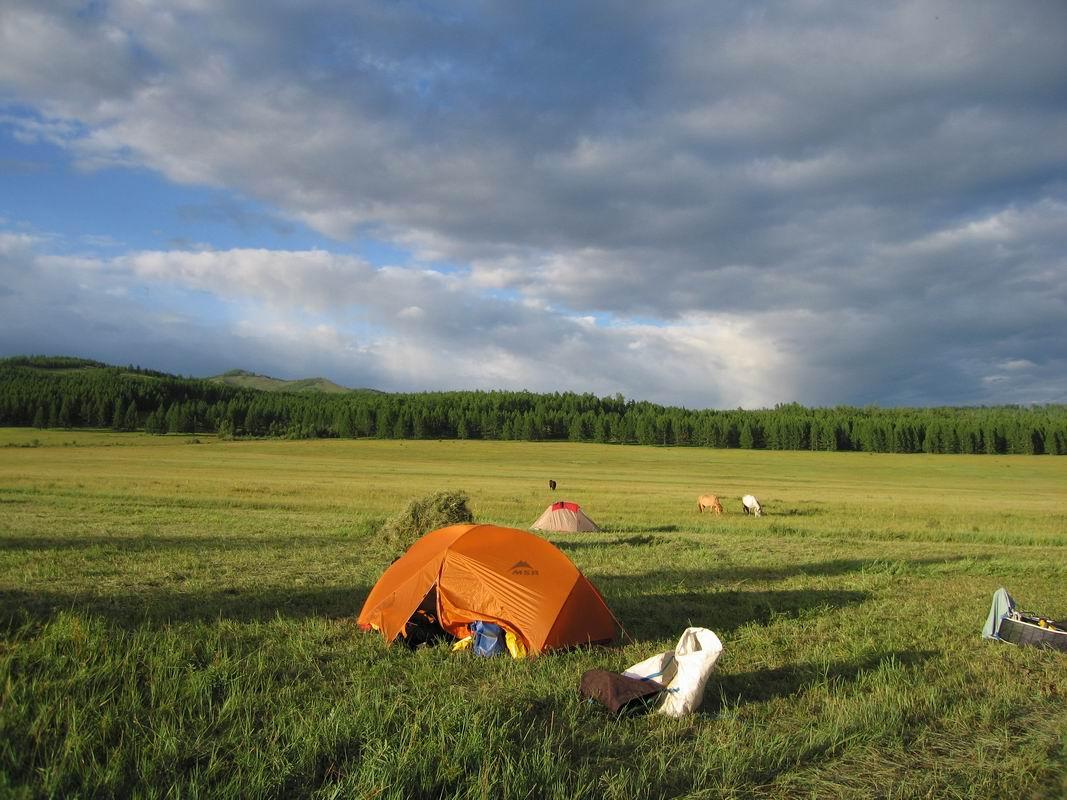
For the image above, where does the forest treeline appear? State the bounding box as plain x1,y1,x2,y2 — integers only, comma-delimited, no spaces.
2,356,1065,455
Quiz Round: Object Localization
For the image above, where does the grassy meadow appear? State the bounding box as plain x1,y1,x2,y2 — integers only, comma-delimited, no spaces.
1,429,1065,799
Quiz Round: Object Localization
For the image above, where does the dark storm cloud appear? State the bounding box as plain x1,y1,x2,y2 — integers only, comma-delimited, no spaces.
1,1,1065,405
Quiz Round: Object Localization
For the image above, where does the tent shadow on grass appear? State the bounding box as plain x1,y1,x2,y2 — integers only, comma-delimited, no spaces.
0,584,370,632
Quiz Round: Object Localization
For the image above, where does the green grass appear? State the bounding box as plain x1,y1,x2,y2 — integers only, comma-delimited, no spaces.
1,430,1065,799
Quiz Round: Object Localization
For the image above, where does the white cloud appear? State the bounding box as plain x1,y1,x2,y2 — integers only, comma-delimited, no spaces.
999,359,1036,371
0,231,43,254
0,236,803,405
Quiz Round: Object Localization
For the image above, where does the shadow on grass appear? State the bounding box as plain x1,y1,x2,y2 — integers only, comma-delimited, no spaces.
601,524,680,534
770,506,826,517
705,649,936,712
599,582,871,640
0,584,372,632
555,535,658,550
591,555,991,584
4,579,869,653
0,533,373,552
759,554,990,580
717,554,992,581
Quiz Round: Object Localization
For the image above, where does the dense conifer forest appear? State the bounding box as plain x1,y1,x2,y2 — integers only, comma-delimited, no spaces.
1,356,1064,454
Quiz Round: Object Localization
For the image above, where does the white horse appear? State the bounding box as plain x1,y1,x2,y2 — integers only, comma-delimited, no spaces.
741,494,763,516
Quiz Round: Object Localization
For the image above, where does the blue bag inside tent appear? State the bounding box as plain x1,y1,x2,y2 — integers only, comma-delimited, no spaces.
472,621,506,657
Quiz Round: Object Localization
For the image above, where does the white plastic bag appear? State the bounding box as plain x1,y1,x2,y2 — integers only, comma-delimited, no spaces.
623,627,723,717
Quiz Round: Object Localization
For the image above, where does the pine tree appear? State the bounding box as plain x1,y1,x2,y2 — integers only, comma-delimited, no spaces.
635,416,656,445
568,413,584,442
144,410,163,435
595,415,612,443
217,418,234,439
412,411,429,439
90,398,107,428
112,399,125,430
739,421,755,449
58,398,72,429
335,408,355,438
123,401,139,432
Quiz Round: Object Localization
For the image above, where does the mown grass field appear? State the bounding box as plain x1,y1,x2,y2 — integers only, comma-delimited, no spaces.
1,429,1065,799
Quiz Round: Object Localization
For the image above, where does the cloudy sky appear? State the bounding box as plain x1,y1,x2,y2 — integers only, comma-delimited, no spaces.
2,1,1065,408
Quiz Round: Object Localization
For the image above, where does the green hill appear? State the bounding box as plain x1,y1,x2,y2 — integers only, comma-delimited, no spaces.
209,369,356,394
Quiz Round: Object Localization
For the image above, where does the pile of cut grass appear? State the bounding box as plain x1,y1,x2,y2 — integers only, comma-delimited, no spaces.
378,489,475,557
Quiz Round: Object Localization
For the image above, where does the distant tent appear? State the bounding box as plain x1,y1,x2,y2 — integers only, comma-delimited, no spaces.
531,501,600,532
358,523,618,655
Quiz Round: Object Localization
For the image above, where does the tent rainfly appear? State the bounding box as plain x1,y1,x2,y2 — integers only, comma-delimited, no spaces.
531,501,600,532
358,523,618,654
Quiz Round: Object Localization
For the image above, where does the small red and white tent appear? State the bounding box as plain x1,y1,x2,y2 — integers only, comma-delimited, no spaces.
531,501,600,532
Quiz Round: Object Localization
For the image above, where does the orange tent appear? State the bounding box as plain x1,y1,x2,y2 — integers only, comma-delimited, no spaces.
358,523,618,654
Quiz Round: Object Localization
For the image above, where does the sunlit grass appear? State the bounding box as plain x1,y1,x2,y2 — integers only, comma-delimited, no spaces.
1,430,1065,798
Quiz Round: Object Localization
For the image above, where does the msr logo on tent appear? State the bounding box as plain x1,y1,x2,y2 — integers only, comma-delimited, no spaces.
511,560,539,576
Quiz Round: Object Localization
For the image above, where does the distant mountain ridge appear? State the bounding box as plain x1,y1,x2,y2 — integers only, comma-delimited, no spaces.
208,369,370,394
0,357,377,395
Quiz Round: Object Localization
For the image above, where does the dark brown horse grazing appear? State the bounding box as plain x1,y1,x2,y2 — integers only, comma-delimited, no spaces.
548,479,557,491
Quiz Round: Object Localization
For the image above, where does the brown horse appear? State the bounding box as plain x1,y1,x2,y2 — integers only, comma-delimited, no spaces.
697,494,724,514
